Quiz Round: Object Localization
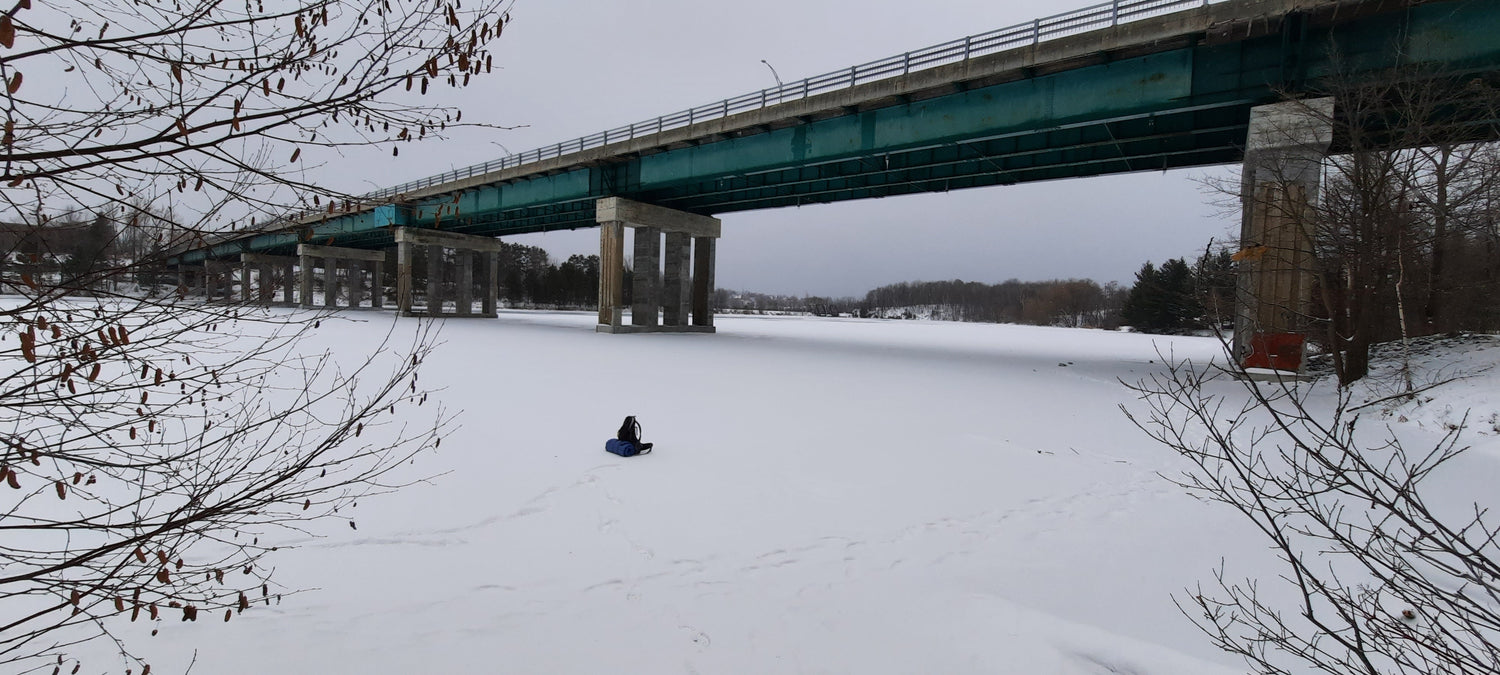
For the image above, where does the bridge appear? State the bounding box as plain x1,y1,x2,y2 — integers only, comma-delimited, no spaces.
173,0,1500,362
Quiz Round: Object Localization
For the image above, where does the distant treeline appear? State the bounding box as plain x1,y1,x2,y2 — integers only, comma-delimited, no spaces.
492,243,599,309
717,279,1127,328
718,249,1240,333
858,278,1129,328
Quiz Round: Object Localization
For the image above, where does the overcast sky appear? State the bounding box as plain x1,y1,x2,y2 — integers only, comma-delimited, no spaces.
321,0,1239,297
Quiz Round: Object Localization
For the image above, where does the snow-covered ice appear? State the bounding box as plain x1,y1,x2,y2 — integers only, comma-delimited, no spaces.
90,311,1500,674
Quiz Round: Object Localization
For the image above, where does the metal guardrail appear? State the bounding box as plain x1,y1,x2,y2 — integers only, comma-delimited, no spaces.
270,0,1207,230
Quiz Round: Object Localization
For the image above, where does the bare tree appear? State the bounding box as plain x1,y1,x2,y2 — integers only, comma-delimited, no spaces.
1,304,450,673
1125,348,1499,674
1,0,510,237
0,0,509,671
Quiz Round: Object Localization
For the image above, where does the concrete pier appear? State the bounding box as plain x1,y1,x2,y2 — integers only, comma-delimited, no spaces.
297,244,387,309
392,227,502,318
202,261,234,302
1235,98,1334,371
595,197,720,334
240,253,298,306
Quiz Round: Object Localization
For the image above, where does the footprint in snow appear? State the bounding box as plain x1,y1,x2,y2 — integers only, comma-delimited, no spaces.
507,505,546,519
679,625,711,648
583,578,624,593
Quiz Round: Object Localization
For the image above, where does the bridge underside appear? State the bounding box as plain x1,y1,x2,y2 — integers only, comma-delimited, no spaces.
476,103,1251,235
175,0,1500,264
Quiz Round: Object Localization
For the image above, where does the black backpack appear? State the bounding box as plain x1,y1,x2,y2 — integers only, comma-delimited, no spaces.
608,416,653,456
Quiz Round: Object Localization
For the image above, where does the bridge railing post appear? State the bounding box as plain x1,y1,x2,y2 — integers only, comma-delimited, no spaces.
1032,18,1041,43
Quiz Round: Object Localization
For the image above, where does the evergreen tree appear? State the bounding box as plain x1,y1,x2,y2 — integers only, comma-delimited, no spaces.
1121,258,1204,333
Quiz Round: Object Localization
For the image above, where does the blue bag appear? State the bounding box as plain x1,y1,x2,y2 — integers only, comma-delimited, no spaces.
605,438,640,457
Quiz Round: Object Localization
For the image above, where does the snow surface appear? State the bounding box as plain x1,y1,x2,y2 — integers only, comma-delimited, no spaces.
85,311,1500,674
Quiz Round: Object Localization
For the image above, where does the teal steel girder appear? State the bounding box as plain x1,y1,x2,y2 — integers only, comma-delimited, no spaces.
179,0,1500,262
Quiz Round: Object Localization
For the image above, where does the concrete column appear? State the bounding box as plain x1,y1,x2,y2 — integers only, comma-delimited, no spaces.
349,261,365,308
692,236,716,328
598,221,625,327
298,255,314,308
258,264,273,304
457,251,473,316
662,232,692,326
203,263,215,300
426,245,443,314
396,242,412,314
1235,98,1333,370
397,243,413,314
631,227,660,327
177,267,187,297
282,263,295,305
323,257,338,308
483,251,499,316
372,260,385,309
